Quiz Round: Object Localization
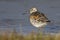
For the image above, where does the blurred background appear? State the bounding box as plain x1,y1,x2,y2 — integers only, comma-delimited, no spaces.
0,0,60,35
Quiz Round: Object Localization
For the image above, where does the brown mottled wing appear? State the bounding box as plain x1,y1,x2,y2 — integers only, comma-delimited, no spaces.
40,13,48,19
30,12,50,22
39,13,50,22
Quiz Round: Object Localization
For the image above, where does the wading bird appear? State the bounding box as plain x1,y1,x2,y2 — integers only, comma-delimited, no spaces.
29,7,51,33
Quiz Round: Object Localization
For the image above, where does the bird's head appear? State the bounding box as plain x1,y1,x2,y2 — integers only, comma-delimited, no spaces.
30,7,38,14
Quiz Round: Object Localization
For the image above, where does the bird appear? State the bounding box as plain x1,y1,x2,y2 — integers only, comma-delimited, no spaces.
29,7,51,30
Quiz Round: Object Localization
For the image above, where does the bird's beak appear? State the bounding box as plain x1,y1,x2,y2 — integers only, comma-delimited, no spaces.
46,20,51,22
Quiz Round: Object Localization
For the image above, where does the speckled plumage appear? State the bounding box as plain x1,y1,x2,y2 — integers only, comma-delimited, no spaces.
30,8,50,28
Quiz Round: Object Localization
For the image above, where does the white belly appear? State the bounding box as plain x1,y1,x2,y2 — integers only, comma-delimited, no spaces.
30,19,47,28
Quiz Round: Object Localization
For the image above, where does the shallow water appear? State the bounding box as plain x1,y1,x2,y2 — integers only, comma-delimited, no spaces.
0,0,60,34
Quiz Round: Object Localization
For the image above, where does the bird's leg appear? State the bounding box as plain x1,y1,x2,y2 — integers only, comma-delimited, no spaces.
37,27,43,40
36,28,40,40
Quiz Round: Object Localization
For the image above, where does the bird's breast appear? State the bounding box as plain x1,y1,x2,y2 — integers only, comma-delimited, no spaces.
30,18,47,28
